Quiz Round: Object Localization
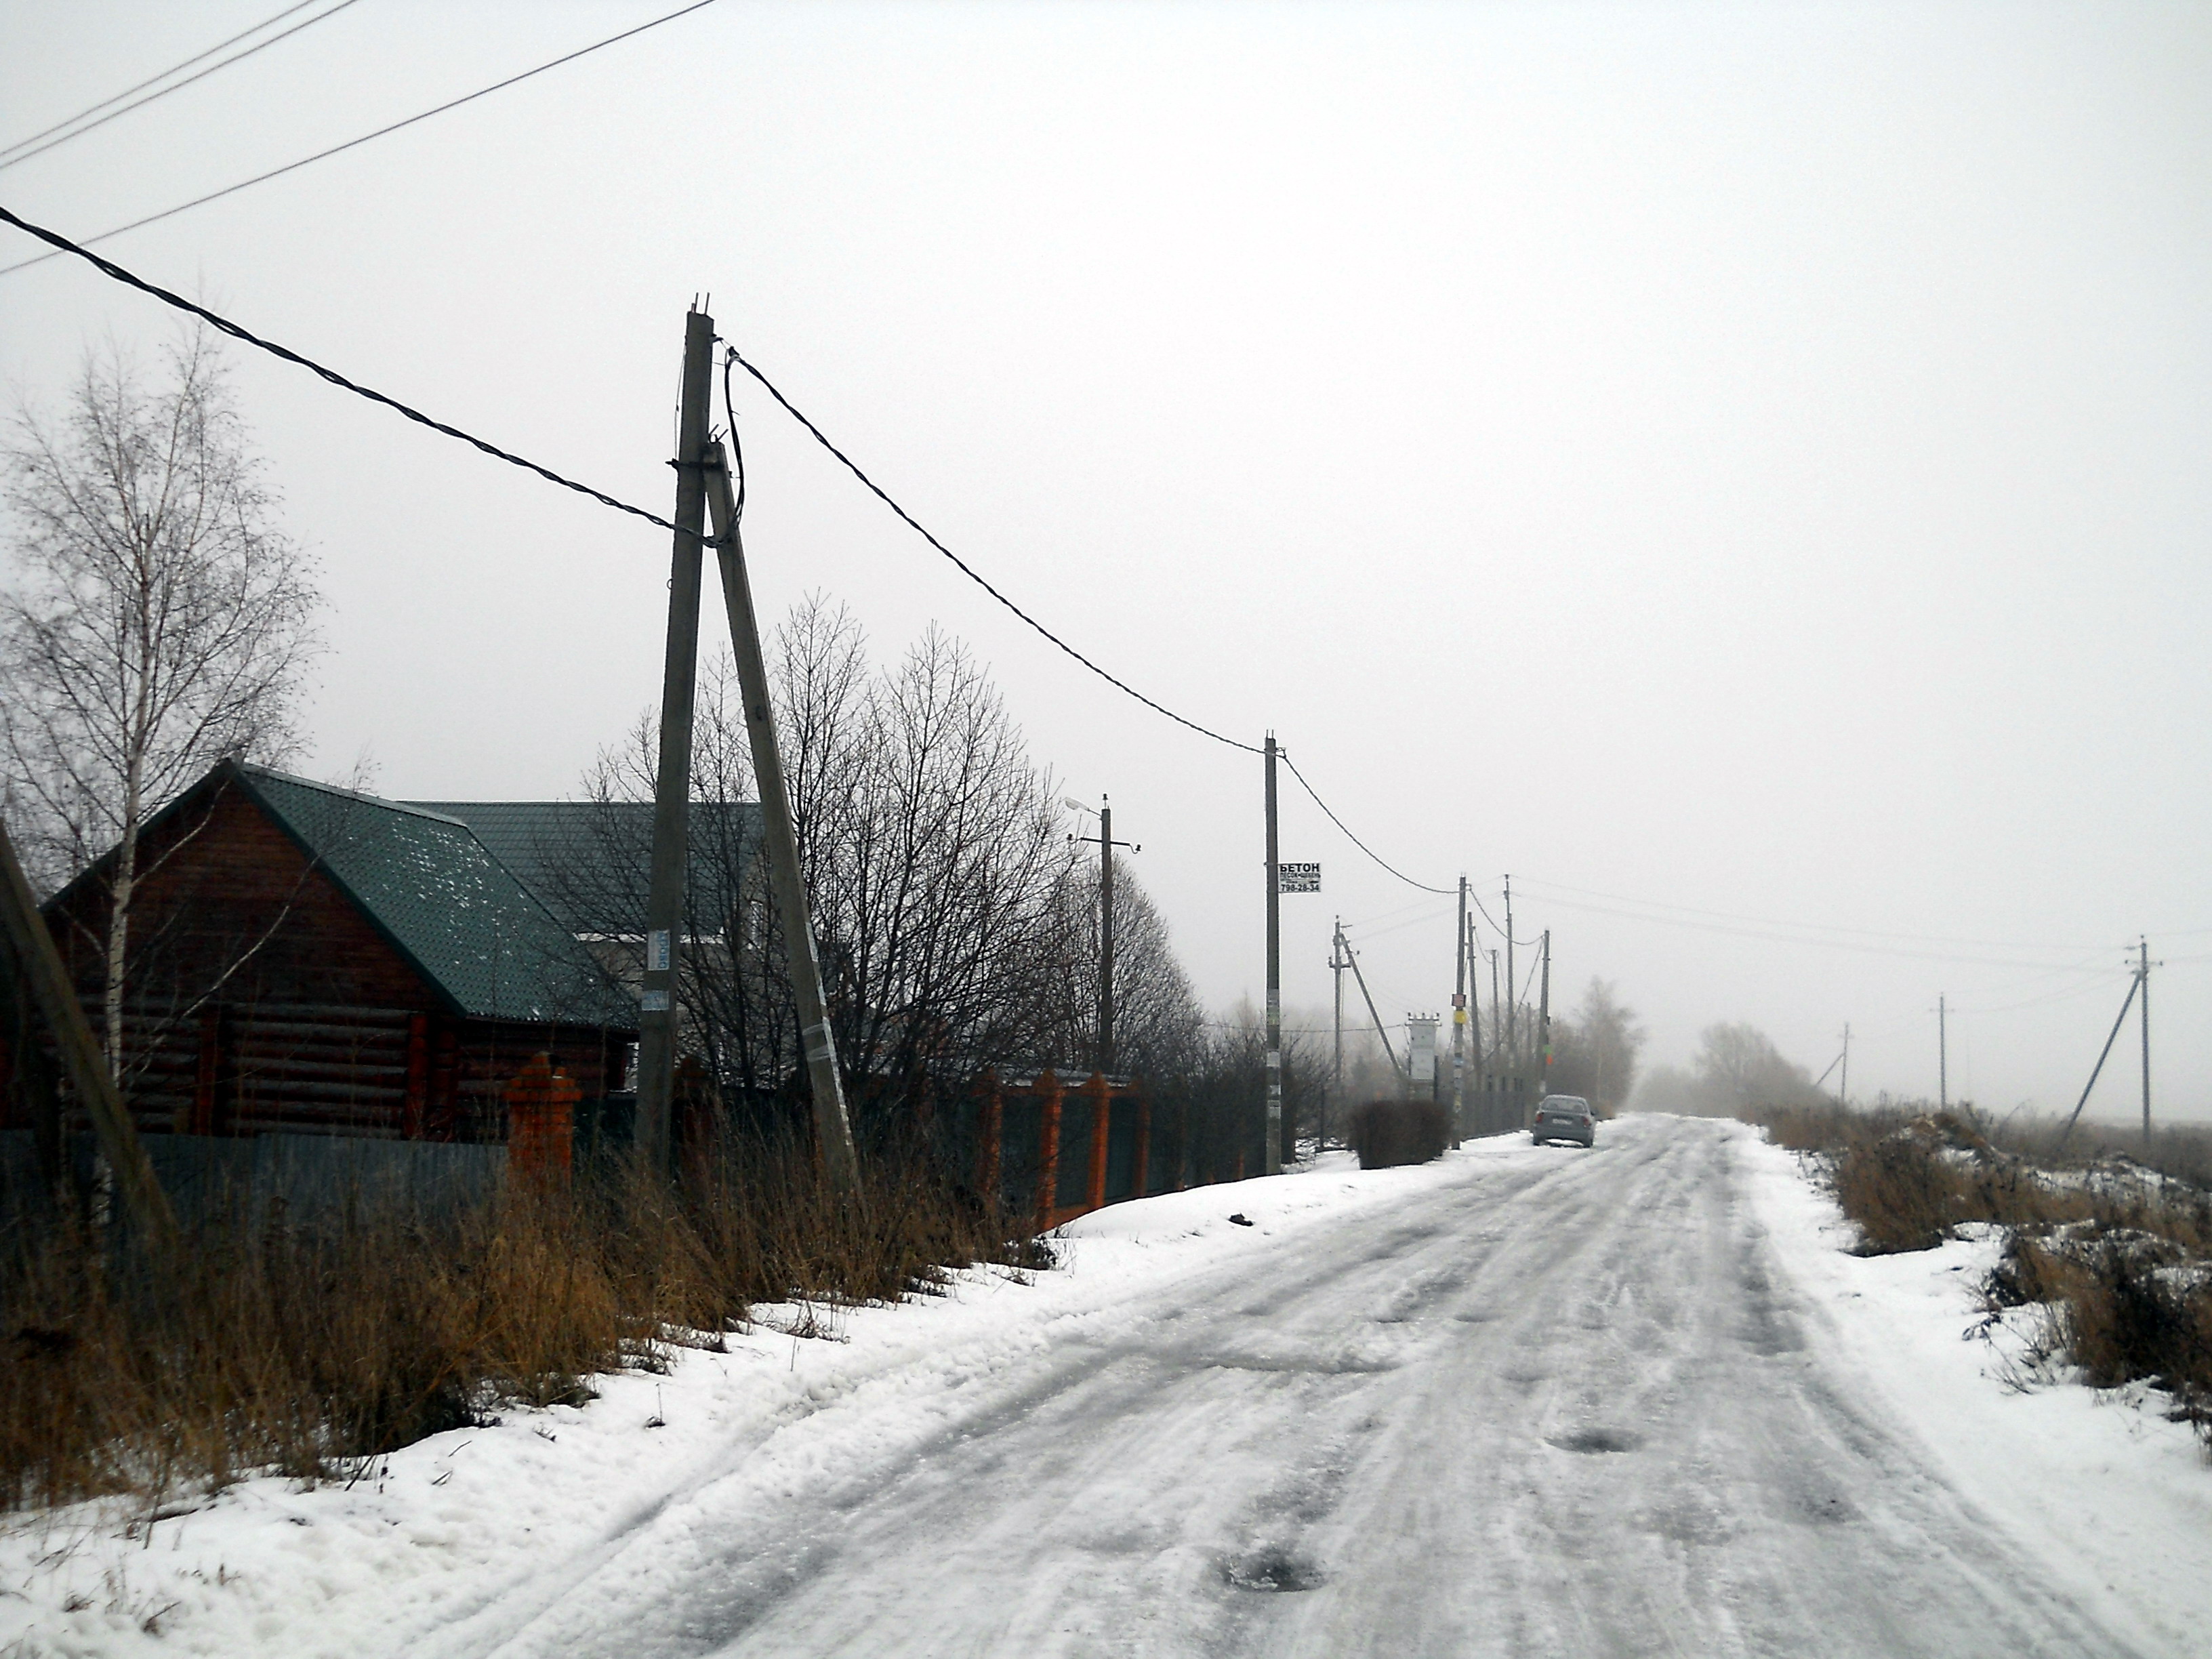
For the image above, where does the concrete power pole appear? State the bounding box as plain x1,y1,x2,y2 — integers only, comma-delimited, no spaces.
1538,928,1552,1097
1264,734,1282,1175
1839,1022,1851,1109
1067,796,1136,1075
2139,937,2152,1146
635,307,716,1176
1504,875,1517,1097
701,430,861,1193
1330,918,1346,1145
1450,875,1468,1147
1938,994,1948,1111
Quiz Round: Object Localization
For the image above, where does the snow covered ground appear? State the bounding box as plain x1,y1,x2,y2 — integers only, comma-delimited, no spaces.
2,1115,2206,1658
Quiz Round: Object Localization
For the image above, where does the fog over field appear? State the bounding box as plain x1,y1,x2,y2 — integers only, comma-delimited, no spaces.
2,1,2207,1118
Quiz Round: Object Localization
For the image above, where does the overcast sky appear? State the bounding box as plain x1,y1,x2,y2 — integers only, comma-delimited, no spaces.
3,1,2208,1122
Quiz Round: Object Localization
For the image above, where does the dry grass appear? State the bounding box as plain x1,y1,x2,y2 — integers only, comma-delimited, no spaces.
0,1126,1037,1513
1348,1099,1450,1170
1740,1100,2212,1443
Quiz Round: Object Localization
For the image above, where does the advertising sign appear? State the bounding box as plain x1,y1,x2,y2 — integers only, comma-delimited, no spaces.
1277,861,1322,893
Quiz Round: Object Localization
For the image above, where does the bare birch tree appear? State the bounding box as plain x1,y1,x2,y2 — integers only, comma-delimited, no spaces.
0,329,321,1076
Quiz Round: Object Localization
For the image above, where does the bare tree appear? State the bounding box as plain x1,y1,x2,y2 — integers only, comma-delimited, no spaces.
1547,978,1646,1116
0,329,321,1076
1693,1021,1821,1111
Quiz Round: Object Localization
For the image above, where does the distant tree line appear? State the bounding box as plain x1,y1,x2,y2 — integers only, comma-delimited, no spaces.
1631,1021,1832,1116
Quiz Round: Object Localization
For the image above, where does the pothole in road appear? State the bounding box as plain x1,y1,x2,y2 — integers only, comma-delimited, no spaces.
1222,1547,1325,1593
1549,1427,1643,1455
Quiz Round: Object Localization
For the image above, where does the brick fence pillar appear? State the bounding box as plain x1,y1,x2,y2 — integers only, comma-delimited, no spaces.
1085,1071,1111,1213
506,1052,578,1187
1035,1071,1063,1229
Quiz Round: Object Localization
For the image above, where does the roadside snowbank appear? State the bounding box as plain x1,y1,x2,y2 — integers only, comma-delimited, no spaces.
0,1147,1495,1658
5,1125,2207,1658
1735,1125,2212,1659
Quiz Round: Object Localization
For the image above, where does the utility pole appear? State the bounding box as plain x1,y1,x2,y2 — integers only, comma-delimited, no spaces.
1450,876,1468,1147
635,306,715,1176
1938,994,1948,1111
1538,929,1552,1096
1504,874,1516,1090
1330,919,1346,1140
1344,930,1404,1080
701,426,861,1194
1488,947,1501,1072
1066,796,1138,1074
1263,734,1282,1175
2139,937,2152,1146
1468,916,1486,1097
1839,1023,1851,1109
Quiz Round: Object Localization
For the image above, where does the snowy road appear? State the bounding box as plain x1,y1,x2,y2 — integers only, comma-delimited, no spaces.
447,1116,2150,1659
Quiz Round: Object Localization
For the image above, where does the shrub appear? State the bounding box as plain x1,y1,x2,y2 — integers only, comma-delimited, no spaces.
1348,1099,1449,1170
0,1124,1036,1513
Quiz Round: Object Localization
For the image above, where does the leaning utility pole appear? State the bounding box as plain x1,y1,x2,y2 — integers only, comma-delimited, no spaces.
1263,734,1282,1174
701,421,861,1195
1344,930,1404,1081
1839,1022,1851,1109
0,817,177,1248
1450,876,1468,1146
634,308,716,1176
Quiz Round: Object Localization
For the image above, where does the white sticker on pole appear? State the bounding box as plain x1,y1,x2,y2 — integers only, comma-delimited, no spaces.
647,928,672,972
640,989,671,1013
1278,862,1321,893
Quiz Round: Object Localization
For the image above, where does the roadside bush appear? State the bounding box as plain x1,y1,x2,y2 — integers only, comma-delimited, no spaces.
0,1126,1037,1513
1741,1099,2212,1446
1349,1099,1448,1170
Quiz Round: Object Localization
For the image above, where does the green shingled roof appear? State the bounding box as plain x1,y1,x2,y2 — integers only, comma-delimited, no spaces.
404,800,759,941
234,767,636,1029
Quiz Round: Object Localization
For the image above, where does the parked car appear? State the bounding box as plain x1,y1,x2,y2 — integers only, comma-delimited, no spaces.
1531,1094,1596,1148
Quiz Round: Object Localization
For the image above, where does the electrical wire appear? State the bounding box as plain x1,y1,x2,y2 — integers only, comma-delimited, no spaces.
726,347,1261,756
1275,751,1452,895
1466,889,1538,947
0,202,678,533
1519,887,2106,971
0,0,722,279
1,0,325,161
0,0,363,175
1510,874,2103,957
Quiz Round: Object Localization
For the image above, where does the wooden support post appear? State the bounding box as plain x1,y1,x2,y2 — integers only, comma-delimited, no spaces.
1086,1071,1111,1213
1035,1070,1063,1229
0,816,176,1248
701,436,861,1196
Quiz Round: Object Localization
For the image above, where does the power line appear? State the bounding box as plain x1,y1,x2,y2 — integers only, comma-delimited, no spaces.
1523,886,2106,970
0,0,722,279
0,0,363,175
1510,874,2104,957
1275,752,1452,895
1466,890,1537,947
0,0,327,162
726,348,1261,756
0,201,676,533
